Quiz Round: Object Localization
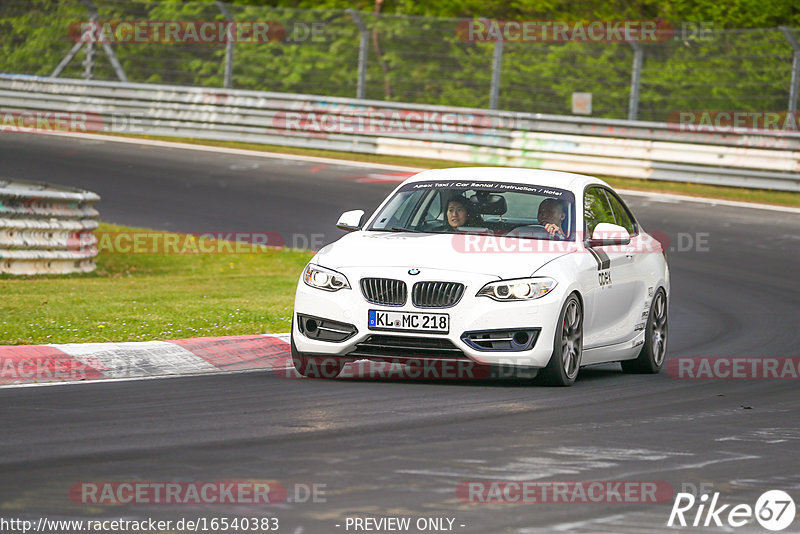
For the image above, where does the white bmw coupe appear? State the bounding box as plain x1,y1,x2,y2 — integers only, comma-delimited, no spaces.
292,168,669,386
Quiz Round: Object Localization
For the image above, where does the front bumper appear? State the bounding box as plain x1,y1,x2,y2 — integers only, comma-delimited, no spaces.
293,266,563,369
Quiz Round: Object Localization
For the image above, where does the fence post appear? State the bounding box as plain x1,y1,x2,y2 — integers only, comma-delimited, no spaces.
780,27,800,113
53,0,127,81
81,0,128,82
347,9,369,99
51,42,84,78
81,1,97,80
215,1,235,89
628,41,644,121
489,40,503,110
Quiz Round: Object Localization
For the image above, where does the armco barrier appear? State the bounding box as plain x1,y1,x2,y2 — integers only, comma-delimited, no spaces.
1,74,799,191
0,178,100,275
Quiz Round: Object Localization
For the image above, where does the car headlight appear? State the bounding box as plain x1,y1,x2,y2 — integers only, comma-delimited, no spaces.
477,277,557,301
303,264,351,291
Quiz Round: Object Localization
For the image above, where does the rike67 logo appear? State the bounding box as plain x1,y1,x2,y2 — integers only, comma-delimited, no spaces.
668,490,796,531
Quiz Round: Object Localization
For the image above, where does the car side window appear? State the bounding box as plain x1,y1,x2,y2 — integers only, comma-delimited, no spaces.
604,191,636,235
583,187,615,236
413,190,443,226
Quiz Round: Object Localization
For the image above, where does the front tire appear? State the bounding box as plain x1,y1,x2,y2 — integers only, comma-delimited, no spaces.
621,288,668,374
539,294,583,386
290,334,344,378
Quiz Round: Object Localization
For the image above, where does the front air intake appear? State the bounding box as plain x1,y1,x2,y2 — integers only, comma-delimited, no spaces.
297,314,357,342
462,328,540,352
347,335,468,361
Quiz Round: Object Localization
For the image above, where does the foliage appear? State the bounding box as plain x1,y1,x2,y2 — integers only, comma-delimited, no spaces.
0,222,313,344
0,0,798,120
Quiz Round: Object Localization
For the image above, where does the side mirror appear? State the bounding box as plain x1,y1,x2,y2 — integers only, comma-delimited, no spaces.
588,223,631,247
336,209,365,232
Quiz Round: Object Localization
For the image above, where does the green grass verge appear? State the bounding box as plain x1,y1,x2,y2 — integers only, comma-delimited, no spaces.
106,132,800,208
0,223,313,345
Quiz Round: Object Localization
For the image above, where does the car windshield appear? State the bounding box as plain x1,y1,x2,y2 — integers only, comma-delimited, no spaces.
368,180,576,240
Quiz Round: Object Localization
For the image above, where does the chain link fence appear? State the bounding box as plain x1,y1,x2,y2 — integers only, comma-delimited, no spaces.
2,0,799,121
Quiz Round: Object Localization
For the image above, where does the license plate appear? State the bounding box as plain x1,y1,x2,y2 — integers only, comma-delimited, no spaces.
368,310,449,333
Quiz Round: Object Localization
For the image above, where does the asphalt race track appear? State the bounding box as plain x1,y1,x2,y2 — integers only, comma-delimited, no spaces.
2,133,799,533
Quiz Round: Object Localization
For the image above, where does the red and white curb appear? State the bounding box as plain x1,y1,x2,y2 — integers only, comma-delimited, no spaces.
0,334,292,387
0,334,504,386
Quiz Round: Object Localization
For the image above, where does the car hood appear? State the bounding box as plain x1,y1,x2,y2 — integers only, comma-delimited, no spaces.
313,231,575,279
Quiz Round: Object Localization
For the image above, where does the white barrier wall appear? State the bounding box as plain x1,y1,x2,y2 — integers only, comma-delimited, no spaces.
0,179,99,275
1,74,799,191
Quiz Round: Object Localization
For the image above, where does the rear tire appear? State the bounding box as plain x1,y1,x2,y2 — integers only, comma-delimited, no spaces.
539,294,583,386
621,289,668,374
290,333,344,379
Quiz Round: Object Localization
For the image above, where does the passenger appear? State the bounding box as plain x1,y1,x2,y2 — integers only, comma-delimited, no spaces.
446,195,482,230
537,198,568,238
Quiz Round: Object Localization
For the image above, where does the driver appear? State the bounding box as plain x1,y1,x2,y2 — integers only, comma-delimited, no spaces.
537,198,568,238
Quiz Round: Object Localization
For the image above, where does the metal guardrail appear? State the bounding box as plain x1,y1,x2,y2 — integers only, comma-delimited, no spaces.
0,178,99,275
1,74,799,192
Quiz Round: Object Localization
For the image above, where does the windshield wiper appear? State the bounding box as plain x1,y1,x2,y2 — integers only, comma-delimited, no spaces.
371,226,426,233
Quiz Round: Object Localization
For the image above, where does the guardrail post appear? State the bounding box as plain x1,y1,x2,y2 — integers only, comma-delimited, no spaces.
215,1,235,89
489,40,503,110
347,9,369,100
780,27,800,112
627,41,644,121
